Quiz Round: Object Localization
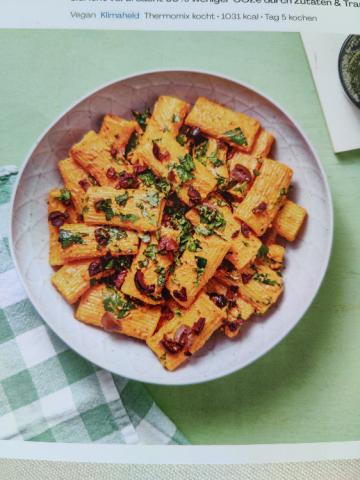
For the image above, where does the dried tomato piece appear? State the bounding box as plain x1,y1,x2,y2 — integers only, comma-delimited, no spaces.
252,202,267,215
158,236,178,254
167,170,176,183
208,292,227,309
241,272,253,284
78,179,90,192
88,260,103,277
94,227,110,247
110,145,118,158
116,172,139,189
220,258,236,272
160,305,175,323
133,163,148,175
192,317,206,335
48,211,69,227
187,186,201,206
226,147,236,161
227,320,243,332
241,222,251,238
134,270,155,295
230,164,252,184
161,335,183,354
114,269,128,289
152,142,170,162
106,167,118,180
101,312,122,332
173,287,187,302
225,286,238,302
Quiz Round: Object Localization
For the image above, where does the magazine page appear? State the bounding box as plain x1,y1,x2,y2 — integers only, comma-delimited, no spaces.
0,0,359,477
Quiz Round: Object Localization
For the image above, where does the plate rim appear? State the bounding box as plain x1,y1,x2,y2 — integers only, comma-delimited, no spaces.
9,68,334,386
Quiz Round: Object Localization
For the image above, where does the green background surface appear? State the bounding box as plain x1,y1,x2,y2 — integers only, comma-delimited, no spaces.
0,30,359,445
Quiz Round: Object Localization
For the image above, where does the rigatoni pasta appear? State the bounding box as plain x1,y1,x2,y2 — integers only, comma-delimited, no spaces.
48,94,307,371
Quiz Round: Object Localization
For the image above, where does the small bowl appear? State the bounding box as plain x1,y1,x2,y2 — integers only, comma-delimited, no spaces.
338,35,360,109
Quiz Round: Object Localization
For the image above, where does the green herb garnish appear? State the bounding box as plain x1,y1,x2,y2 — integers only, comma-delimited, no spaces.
257,244,269,259
132,107,151,130
138,170,156,187
103,290,135,319
145,190,160,207
223,127,248,146
253,272,280,286
144,244,158,260
195,224,212,237
176,154,195,184
187,238,202,252
95,199,115,221
59,229,88,249
108,228,128,241
56,189,72,205
172,114,181,123
176,133,187,146
125,132,138,158
156,266,166,287
195,256,207,286
208,150,224,168
115,192,129,207
198,204,226,233
119,213,139,223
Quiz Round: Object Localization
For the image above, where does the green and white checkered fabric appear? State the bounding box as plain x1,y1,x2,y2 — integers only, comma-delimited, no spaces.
0,166,188,445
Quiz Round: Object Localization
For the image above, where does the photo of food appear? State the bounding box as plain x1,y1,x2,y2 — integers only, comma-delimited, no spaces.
0,31,358,450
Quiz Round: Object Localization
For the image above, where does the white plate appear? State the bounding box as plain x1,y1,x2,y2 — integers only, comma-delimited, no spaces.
10,70,333,385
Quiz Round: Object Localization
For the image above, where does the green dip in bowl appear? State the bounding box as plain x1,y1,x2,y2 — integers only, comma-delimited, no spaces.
338,35,360,108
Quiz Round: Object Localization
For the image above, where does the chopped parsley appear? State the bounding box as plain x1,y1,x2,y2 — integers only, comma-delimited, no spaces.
119,213,139,223
144,243,158,260
253,272,280,286
145,190,160,207
198,204,226,233
132,107,151,130
138,258,149,269
155,177,171,197
103,290,135,319
176,133,187,146
257,244,269,258
253,168,261,177
187,238,202,252
59,229,88,249
195,140,209,165
233,181,248,194
115,192,129,207
108,228,128,241
195,224,212,237
139,233,151,243
56,189,72,205
216,174,227,188
156,266,166,287
195,256,207,286
138,170,156,187
176,154,195,184
208,149,224,168
95,199,115,221
172,114,181,123
125,132,138,158
137,203,156,226
223,127,248,146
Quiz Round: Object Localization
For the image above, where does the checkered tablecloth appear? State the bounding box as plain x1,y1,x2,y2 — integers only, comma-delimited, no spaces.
0,166,188,444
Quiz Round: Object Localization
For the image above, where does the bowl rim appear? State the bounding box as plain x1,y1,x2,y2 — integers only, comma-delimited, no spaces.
338,34,360,109
9,68,334,386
